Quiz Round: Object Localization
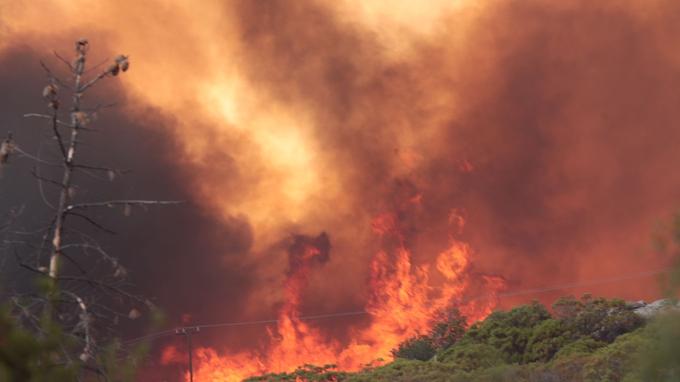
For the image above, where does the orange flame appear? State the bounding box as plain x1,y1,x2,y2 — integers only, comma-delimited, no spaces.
164,207,505,381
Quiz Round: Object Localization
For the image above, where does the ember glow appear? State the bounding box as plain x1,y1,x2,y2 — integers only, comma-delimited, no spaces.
2,0,680,380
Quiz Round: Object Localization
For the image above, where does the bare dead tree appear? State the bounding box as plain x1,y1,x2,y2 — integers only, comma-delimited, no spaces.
3,39,180,378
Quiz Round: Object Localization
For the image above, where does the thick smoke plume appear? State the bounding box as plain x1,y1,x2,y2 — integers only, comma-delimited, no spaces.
1,0,680,379
287,232,331,274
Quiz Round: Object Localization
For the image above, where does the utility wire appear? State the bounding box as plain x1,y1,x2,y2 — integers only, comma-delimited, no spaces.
197,310,368,330
494,268,665,299
122,267,669,347
123,311,368,346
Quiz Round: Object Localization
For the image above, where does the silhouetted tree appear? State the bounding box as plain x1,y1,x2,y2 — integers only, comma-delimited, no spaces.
2,38,177,379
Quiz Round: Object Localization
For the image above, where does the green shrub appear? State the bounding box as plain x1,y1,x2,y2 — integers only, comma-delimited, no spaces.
245,364,347,382
429,309,466,350
557,295,643,343
438,343,506,371
346,359,463,382
553,337,606,359
523,319,572,363
552,296,584,320
547,354,590,382
390,309,467,361
582,329,648,382
468,364,525,382
461,302,550,363
248,297,654,382
0,310,78,382
391,335,437,361
628,312,680,382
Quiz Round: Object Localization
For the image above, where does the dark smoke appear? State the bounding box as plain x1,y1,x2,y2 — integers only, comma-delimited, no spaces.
287,232,331,273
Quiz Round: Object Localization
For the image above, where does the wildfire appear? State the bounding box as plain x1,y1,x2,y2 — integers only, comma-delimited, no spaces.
162,205,505,381
2,1,676,381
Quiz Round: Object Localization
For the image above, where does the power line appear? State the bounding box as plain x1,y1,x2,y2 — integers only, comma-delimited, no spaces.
198,310,368,330
123,311,368,346
496,267,666,299
123,329,176,346
123,267,669,346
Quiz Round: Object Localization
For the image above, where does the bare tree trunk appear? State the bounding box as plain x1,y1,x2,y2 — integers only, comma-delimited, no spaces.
49,41,86,279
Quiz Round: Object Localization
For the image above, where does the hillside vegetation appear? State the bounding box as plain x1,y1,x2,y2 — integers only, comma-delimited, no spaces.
246,295,680,382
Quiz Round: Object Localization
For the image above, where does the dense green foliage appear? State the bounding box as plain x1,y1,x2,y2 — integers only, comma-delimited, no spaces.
0,309,77,381
0,302,157,381
244,364,348,382
456,301,551,364
391,309,467,361
391,335,437,361
248,296,679,382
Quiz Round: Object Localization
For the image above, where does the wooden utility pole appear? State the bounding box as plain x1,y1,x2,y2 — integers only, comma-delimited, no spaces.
175,326,201,382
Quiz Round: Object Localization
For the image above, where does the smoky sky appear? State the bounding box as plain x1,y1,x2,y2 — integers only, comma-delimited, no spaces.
227,0,680,293
1,0,680,370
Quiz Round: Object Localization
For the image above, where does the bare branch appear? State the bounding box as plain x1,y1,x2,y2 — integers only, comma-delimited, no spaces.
79,69,111,93
67,200,183,211
65,212,117,235
13,146,62,166
17,257,48,276
61,242,121,271
83,56,111,76
32,165,58,209
23,113,73,128
59,276,146,306
31,168,64,189
17,257,142,305
8,220,54,236
62,291,94,362
51,109,68,159
83,102,117,112
53,51,74,72
60,250,89,276
40,61,72,90
72,164,130,174
74,168,114,183
23,113,97,133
